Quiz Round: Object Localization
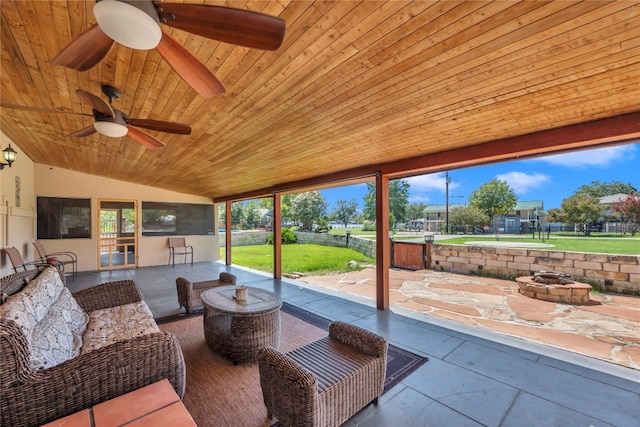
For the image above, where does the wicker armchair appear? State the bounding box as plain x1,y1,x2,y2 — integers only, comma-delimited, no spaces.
257,321,388,427
176,272,237,313
0,270,186,427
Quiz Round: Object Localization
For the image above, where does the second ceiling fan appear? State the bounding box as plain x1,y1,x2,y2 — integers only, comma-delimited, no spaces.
72,84,191,149
52,0,286,98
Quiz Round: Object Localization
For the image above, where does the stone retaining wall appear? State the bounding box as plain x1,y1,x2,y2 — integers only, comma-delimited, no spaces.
432,244,639,293
220,231,269,246
219,231,377,257
293,232,376,258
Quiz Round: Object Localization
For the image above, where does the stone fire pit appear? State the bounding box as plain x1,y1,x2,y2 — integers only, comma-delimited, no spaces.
516,271,592,304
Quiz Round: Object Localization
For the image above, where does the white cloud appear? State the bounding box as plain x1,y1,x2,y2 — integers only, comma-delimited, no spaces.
408,194,431,204
495,171,551,194
406,172,459,193
532,144,636,168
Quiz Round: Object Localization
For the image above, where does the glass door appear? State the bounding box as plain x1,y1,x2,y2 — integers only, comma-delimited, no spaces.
98,199,137,270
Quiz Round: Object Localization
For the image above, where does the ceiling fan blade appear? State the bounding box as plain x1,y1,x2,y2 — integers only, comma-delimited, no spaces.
126,118,191,134
155,29,225,98
0,103,92,116
68,126,97,137
127,126,166,149
156,3,286,51
76,90,114,117
51,24,115,71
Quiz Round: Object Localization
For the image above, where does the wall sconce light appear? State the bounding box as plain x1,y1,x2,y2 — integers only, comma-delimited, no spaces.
0,144,17,170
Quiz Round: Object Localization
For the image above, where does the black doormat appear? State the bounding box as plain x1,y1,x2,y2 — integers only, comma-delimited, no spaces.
280,302,428,394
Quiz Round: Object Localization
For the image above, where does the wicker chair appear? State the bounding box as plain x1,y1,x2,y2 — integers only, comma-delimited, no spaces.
257,321,388,427
175,272,237,313
0,269,186,427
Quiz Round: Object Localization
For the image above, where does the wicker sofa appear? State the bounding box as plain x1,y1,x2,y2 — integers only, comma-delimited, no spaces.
257,321,388,427
0,267,186,427
176,272,237,313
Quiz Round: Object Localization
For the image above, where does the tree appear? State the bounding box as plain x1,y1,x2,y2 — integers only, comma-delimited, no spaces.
558,196,602,235
330,198,358,227
280,194,295,225
611,193,640,236
290,191,327,231
545,207,567,224
407,202,428,222
362,179,410,227
243,200,261,229
230,201,244,229
574,180,637,198
468,179,517,239
448,205,489,233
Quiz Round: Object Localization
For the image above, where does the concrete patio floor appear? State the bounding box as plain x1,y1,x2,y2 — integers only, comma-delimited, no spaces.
299,268,640,370
68,262,639,426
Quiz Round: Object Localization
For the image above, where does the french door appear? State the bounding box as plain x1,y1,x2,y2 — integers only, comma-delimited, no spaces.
98,199,137,270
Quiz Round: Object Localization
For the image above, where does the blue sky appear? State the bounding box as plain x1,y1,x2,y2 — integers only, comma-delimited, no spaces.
320,143,639,213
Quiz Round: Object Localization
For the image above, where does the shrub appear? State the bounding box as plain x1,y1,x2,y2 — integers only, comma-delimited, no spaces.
267,227,298,245
362,220,375,231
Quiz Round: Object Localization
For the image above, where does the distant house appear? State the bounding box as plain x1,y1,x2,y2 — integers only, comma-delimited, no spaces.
598,193,629,233
422,200,544,233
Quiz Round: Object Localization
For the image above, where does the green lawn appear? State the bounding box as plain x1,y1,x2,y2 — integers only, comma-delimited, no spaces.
439,236,640,255
221,244,375,274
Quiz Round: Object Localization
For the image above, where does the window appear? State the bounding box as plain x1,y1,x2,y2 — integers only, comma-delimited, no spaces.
37,197,91,239
142,202,214,236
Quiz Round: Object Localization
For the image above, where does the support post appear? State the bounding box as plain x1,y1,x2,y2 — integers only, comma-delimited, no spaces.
225,200,232,266
375,174,390,310
273,193,282,280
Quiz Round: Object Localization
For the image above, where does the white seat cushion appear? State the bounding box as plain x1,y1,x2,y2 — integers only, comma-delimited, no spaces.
81,301,160,354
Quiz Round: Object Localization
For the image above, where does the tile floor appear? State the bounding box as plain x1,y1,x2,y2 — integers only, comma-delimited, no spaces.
68,262,640,427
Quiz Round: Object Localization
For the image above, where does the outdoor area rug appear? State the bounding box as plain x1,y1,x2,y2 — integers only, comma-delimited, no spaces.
158,304,427,426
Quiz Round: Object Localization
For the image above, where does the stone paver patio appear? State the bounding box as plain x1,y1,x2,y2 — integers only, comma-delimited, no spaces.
300,268,640,370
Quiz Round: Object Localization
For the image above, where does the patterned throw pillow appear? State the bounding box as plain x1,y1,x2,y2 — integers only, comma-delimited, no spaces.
0,267,64,340
29,287,88,370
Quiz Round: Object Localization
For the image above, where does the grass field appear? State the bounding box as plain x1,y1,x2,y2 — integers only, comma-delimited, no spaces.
327,228,639,254
221,244,375,274
439,236,639,255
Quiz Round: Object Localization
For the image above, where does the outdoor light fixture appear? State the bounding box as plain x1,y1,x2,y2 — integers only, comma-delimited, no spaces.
424,234,434,243
0,144,17,170
94,0,162,50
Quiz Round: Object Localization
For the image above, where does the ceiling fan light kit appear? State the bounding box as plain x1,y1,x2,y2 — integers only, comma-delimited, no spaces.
94,121,128,138
94,0,161,50
52,0,286,97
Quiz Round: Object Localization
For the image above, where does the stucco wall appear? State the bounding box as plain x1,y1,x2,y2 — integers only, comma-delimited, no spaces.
0,131,220,275
0,133,35,277
432,244,639,293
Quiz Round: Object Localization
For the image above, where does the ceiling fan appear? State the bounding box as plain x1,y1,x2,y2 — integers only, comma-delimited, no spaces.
52,0,286,98
72,84,191,148
1,85,191,149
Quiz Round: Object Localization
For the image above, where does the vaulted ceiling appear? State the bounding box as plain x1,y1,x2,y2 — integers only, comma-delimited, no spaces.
1,1,639,202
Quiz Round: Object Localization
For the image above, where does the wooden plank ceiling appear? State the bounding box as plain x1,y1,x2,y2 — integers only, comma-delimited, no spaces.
1,0,639,201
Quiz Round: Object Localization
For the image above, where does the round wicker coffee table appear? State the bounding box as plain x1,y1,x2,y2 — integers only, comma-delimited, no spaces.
201,285,282,364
